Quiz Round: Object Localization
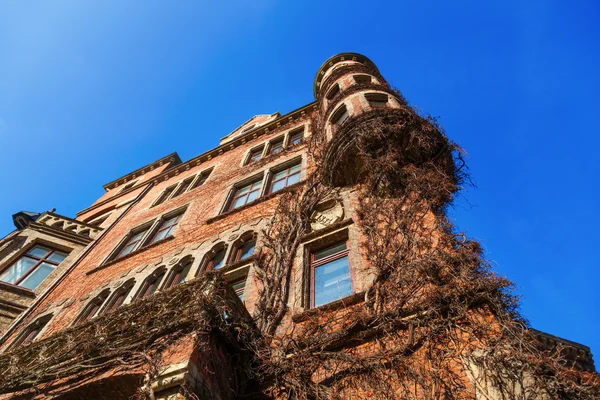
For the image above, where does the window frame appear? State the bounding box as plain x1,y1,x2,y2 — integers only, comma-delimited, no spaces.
135,268,166,299
163,258,193,289
0,245,69,290
288,129,305,146
226,176,264,211
245,146,265,165
309,240,354,309
189,168,213,191
12,314,53,347
229,233,257,264
147,211,184,244
101,281,135,315
331,104,349,126
153,184,178,207
365,92,389,109
113,223,154,260
75,289,110,324
267,159,302,194
353,74,372,85
266,137,285,156
326,83,340,100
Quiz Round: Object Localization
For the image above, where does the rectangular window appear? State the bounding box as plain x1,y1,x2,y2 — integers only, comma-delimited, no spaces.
311,242,353,308
154,185,177,206
229,180,263,210
289,130,304,146
171,177,195,199
331,105,349,126
267,138,284,156
354,74,371,85
115,227,150,258
269,162,301,194
148,213,183,244
0,246,68,290
247,147,264,165
189,169,212,190
366,93,388,108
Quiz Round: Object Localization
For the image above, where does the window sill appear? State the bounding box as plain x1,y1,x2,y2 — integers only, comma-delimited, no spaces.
291,291,365,323
206,181,304,224
87,236,175,275
0,281,36,298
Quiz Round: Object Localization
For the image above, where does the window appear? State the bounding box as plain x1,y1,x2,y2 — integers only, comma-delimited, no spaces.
89,214,110,227
118,180,137,193
154,185,177,206
136,269,166,298
171,177,195,199
76,290,110,323
331,105,349,126
289,130,304,146
148,213,183,244
189,169,212,190
115,227,150,258
269,162,301,194
231,236,256,263
366,93,388,108
326,83,340,100
354,74,371,85
229,180,263,210
246,147,264,165
206,246,227,270
101,282,134,314
267,138,284,156
13,315,52,347
0,245,68,290
231,278,246,300
311,242,353,308
164,259,193,289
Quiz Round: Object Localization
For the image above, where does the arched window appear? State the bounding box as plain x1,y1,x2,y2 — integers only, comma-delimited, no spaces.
136,268,166,299
326,83,340,100
230,233,256,264
354,74,372,85
75,289,110,324
163,258,193,289
365,93,388,109
101,280,135,314
202,244,227,271
13,314,53,347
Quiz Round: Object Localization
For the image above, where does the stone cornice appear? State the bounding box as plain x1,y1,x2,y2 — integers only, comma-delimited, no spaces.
149,102,317,186
28,222,93,246
102,152,182,191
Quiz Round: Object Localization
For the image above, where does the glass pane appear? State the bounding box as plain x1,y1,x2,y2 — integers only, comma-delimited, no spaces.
289,164,301,174
287,172,301,186
212,250,226,270
232,280,246,299
20,262,56,290
27,246,51,258
314,243,347,261
271,179,286,193
232,196,247,209
176,262,192,285
150,228,169,243
314,256,352,307
247,190,260,203
251,181,262,190
236,185,250,196
239,240,255,260
0,257,36,284
119,242,138,257
48,251,68,264
273,170,287,180
129,231,146,243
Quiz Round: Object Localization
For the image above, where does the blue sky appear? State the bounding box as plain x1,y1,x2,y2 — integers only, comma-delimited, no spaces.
1,1,598,358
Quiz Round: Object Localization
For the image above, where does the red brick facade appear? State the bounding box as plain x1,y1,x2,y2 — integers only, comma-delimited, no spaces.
0,53,595,399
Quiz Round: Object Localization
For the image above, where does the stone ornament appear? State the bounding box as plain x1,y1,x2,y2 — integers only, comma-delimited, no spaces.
310,200,344,231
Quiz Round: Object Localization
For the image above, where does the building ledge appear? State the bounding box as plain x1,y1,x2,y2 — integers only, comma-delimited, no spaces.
0,281,36,299
291,291,365,323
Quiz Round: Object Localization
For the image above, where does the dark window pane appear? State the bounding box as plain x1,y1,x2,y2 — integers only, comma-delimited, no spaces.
314,256,352,307
239,240,255,260
211,249,226,270
314,243,347,261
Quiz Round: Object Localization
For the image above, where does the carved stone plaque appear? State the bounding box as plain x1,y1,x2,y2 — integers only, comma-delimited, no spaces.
310,200,344,231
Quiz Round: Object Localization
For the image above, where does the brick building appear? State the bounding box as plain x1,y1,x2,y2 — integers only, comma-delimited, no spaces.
0,53,596,399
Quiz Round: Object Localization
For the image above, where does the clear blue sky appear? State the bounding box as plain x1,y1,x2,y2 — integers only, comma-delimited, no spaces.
1,1,598,359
